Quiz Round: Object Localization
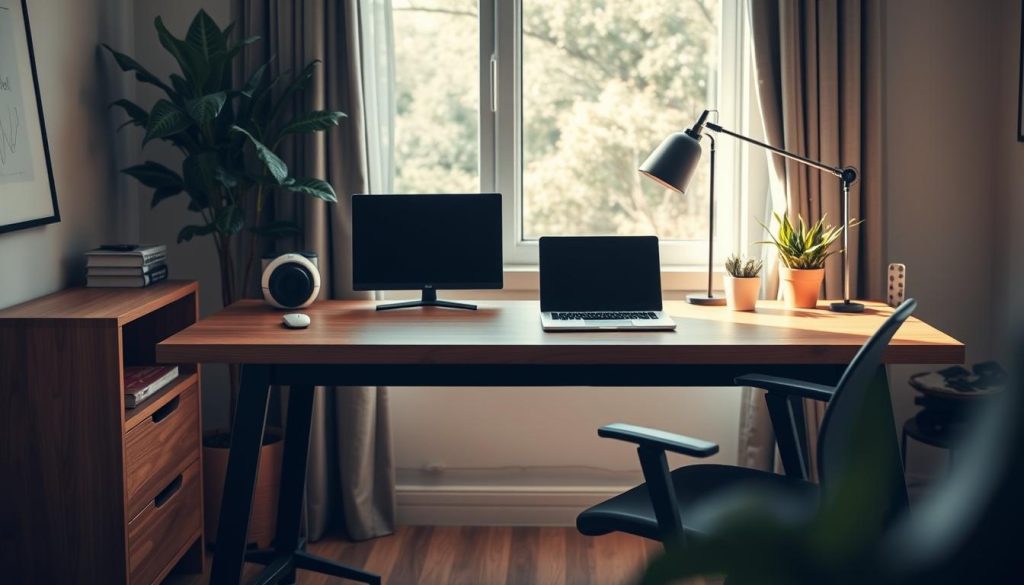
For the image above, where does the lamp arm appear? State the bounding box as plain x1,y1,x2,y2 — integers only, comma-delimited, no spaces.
705,121,857,184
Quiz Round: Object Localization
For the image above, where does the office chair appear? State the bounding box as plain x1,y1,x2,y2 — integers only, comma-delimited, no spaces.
577,299,917,546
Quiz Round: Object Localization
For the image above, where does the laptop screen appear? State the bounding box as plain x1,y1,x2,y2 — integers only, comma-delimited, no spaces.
539,236,663,312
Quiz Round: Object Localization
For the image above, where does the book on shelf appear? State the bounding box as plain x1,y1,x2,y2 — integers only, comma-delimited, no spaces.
87,264,168,288
86,244,167,268
124,365,180,408
87,263,166,277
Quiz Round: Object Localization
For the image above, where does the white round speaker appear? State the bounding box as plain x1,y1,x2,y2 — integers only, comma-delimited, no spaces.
261,252,321,309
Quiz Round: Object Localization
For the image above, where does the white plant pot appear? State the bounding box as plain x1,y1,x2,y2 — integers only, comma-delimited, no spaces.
724,275,760,311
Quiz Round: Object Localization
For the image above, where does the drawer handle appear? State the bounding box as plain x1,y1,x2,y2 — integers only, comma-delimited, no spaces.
152,396,181,424
154,474,183,508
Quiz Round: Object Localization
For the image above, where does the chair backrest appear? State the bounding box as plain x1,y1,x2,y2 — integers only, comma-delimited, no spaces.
816,299,917,521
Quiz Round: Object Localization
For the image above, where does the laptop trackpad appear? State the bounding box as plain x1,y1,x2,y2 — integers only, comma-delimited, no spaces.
583,320,634,327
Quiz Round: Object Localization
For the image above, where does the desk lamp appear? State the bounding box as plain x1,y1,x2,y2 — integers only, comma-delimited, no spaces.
640,109,863,313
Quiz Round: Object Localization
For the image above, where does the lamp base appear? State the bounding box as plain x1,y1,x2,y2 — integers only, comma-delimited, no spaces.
830,300,865,313
687,294,726,306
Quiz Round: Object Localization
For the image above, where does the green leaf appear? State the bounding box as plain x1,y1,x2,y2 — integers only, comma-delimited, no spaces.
269,60,320,121
121,161,184,189
759,211,849,269
155,16,208,89
241,61,270,98
102,44,175,96
249,220,300,239
214,165,240,189
185,9,225,59
151,185,184,208
282,177,337,202
231,125,288,183
177,223,216,243
143,100,192,144
280,110,346,135
169,74,194,101
225,35,260,60
182,152,220,208
110,99,149,129
214,205,245,235
185,92,227,125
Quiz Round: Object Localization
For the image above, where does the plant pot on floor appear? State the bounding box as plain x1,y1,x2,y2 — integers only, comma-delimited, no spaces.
203,427,283,549
779,266,824,309
724,275,760,311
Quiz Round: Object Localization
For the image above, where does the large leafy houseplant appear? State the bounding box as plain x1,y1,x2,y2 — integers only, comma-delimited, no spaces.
104,10,344,308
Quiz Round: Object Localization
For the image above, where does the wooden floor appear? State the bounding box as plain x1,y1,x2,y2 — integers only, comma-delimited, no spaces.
173,526,662,585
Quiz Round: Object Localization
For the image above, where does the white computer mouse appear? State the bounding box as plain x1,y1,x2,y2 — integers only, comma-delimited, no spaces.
282,313,311,329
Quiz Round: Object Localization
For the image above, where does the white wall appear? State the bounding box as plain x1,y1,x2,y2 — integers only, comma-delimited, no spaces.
994,0,1024,324
883,0,1010,480
0,0,133,309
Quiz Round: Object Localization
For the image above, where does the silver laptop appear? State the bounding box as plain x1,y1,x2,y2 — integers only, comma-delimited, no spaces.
539,236,677,331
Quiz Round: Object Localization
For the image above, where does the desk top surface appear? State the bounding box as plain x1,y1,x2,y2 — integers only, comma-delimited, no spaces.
156,299,964,366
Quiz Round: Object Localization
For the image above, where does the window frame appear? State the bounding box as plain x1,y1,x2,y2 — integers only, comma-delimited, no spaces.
478,0,750,267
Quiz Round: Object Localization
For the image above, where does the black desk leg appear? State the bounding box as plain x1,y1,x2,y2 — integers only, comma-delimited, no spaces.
248,384,380,585
210,364,272,585
271,385,315,584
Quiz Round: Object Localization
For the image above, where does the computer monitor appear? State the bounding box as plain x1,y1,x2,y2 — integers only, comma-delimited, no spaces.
352,193,503,310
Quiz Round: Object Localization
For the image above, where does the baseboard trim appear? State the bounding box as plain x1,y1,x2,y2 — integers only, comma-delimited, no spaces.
396,485,631,526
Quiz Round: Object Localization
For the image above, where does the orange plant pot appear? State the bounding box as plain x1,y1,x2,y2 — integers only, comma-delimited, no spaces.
779,266,824,309
202,428,283,549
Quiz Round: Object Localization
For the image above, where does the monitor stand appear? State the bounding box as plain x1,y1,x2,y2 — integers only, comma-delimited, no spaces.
375,289,477,311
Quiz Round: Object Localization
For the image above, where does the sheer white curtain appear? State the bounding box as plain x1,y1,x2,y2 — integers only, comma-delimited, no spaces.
358,0,396,194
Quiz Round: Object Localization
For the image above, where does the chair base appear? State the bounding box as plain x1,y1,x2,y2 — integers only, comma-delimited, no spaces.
246,548,380,585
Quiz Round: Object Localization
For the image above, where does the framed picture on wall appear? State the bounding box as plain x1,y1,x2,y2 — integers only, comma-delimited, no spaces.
1019,0,1024,142
0,0,59,234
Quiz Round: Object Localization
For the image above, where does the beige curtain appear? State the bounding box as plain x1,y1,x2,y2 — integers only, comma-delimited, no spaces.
740,0,885,475
233,0,396,540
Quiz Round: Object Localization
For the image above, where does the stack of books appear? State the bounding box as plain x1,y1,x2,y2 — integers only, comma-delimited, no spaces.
124,365,180,408
86,244,168,288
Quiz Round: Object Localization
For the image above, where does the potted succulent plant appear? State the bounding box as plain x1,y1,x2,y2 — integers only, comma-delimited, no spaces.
760,212,846,309
724,255,763,311
104,10,344,548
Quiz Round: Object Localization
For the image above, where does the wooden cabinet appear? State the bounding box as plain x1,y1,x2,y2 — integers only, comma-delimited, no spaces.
0,281,204,584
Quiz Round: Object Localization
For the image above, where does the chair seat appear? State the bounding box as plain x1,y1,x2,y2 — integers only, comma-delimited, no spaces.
577,464,818,541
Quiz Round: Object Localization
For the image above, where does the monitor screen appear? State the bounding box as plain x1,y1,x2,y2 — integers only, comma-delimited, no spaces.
352,193,503,290
539,236,663,311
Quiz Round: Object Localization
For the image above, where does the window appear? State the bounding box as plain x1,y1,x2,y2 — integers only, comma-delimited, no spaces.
385,0,749,266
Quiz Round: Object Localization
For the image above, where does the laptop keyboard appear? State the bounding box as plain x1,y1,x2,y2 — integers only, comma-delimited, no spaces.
551,311,659,321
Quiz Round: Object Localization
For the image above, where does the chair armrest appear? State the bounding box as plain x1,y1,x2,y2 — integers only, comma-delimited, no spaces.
734,373,835,402
598,423,719,458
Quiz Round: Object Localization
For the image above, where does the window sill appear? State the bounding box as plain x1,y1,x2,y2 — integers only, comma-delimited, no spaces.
377,267,724,302
503,265,723,294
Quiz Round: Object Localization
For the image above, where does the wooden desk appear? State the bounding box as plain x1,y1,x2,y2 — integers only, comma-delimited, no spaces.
157,299,963,585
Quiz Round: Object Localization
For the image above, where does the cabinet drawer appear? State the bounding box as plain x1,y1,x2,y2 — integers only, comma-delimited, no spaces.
125,383,200,519
128,461,202,585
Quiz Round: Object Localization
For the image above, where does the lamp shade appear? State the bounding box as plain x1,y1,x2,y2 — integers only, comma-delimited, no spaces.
638,131,703,193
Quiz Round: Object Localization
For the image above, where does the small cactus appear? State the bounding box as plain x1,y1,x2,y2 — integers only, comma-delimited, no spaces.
725,254,763,278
